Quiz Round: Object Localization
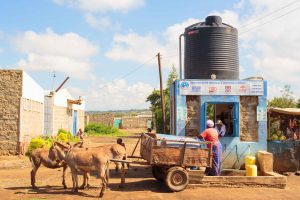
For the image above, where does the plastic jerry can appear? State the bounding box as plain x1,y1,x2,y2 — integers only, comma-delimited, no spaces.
246,165,257,177
245,155,256,166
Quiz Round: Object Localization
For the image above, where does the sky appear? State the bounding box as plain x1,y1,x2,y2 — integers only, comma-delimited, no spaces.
0,0,300,111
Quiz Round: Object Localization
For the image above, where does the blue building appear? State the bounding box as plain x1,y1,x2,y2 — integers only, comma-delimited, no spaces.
170,79,268,168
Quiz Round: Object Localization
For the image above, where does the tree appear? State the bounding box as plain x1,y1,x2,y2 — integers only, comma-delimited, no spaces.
268,85,297,108
146,66,177,133
297,99,300,108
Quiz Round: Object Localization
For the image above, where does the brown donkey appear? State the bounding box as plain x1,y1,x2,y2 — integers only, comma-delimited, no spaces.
53,142,112,198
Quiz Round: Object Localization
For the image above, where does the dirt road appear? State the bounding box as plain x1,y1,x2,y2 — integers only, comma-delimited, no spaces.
0,134,300,200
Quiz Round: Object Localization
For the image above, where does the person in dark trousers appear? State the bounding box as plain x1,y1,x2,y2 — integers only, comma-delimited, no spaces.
197,119,222,176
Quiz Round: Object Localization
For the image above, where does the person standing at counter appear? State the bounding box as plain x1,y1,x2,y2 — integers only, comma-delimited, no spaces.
215,119,226,137
197,119,222,176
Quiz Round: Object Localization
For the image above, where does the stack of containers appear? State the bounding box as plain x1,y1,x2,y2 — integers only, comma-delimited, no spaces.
245,155,257,176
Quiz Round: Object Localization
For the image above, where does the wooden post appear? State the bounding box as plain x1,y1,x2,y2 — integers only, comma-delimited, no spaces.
157,53,166,133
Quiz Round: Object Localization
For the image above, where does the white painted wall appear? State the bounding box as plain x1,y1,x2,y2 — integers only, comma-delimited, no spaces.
22,72,44,103
53,88,73,107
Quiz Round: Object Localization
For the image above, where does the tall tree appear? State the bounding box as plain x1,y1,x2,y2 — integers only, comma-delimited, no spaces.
268,85,297,108
146,66,177,133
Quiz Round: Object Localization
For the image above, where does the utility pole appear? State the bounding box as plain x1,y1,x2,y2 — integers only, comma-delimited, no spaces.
157,53,166,133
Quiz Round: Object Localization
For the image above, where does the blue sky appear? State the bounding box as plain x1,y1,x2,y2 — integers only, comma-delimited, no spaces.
0,0,300,110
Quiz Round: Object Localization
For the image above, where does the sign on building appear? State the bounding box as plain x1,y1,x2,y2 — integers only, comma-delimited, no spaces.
179,80,264,96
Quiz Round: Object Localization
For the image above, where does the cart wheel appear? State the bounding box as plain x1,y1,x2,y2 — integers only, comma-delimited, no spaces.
165,166,189,192
152,166,165,182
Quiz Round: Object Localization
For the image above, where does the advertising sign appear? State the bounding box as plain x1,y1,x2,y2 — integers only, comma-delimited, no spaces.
179,80,264,96
257,106,267,121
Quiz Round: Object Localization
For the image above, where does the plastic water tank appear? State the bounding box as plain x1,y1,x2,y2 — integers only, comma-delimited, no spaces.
184,15,239,80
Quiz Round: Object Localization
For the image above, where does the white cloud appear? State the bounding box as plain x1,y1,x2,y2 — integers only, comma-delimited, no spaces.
105,32,165,65
0,48,3,54
236,0,300,92
54,0,145,13
71,78,153,110
12,28,98,78
106,18,199,68
85,14,120,31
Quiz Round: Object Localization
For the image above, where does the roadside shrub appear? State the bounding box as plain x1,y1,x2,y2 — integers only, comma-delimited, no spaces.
85,123,124,136
26,136,53,156
56,129,80,142
26,129,80,156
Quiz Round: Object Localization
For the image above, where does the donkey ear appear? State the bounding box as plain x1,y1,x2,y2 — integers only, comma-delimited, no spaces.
66,142,72,149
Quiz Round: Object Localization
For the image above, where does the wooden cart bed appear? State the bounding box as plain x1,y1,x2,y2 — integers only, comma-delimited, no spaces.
140,133,212,168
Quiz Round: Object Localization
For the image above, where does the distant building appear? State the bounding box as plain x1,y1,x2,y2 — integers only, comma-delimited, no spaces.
121,115,152,129
0,70,44,155
44,88,85,136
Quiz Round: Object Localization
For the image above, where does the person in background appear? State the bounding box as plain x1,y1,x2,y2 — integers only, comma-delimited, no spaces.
215,119,226,137
76,128,85,142
117,138,126,149
197,119,222,176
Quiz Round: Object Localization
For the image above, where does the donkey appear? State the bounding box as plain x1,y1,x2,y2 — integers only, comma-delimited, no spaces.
64,141,127,190
53,142,111,198
29,142,84,189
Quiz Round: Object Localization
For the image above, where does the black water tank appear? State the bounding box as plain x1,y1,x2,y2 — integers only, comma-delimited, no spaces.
184,16,239,79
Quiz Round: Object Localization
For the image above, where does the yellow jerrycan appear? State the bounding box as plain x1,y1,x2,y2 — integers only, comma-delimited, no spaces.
246,165,257,176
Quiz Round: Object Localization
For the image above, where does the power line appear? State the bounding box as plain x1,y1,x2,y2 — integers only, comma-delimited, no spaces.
240,5,300,35
239,0,300,30
120,56,156,79
97,56,156,90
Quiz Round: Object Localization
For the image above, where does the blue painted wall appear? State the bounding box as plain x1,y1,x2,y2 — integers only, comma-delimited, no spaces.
172,80,268,169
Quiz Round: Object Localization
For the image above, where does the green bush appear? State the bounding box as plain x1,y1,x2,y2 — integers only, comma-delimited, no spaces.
85,123,124,136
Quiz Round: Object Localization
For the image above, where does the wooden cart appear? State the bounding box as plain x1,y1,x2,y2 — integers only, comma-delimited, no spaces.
112,133,212,192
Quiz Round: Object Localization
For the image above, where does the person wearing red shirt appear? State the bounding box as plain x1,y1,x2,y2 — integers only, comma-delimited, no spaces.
197,119,222,176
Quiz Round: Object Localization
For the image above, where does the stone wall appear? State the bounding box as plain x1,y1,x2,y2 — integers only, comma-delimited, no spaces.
122,116,152,129
0,70,22,155
185,96,200,137
86,113,114,126
240,96,258,141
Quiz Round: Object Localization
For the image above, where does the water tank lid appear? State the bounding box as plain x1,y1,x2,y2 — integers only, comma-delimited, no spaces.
185,15,235,31
205,16,222,26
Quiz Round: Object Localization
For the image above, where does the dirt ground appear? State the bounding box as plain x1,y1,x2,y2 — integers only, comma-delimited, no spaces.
0,130,300,200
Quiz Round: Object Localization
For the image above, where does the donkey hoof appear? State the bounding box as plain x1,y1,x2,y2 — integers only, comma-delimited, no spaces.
63,185,67,189
32,186,38,190
118,184,125,189
79,185,85,190
72,188,78,193
99,192,104,198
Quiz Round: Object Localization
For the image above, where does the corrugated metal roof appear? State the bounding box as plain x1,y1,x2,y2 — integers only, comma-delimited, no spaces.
268,107,300,116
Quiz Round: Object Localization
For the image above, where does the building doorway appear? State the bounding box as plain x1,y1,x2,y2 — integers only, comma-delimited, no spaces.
206,103,236,136
73,110,77,135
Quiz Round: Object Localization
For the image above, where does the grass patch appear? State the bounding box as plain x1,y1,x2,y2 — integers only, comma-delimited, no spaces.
85,123,127,137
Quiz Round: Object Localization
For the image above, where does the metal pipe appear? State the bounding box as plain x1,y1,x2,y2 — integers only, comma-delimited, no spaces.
55,76,70,92
179,33,184,79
